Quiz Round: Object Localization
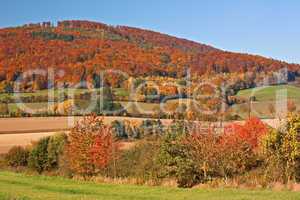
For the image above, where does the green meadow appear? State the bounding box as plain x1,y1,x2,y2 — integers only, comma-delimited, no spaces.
0,171,299,200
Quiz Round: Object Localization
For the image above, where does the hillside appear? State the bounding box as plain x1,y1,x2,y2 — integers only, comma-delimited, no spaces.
0,20,299,89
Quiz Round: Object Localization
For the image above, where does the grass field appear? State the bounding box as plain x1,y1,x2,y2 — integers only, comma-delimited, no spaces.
231,85,300,119
0,88,94,101
0,171,299,200
236,85,300,101
0,88,129,102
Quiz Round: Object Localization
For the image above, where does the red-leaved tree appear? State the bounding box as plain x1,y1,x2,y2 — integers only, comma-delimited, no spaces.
223,117,268,150
66,115,119,179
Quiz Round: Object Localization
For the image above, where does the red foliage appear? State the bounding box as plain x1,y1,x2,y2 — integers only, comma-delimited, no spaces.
90,126,119,169
66,115,119,177
0,20,299,88
222,117,268,149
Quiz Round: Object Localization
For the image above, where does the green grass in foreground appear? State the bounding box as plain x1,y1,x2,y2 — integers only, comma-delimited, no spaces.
236,85,300,101
0,171,299,200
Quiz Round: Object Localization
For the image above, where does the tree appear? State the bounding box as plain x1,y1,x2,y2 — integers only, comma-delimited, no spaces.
46,133,67,170
262,114,300,183
157,128,198,188
66,115,119,179
224,117,268,149
28,137,50,173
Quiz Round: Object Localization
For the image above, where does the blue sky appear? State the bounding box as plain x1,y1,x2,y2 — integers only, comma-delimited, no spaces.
1,0,299,63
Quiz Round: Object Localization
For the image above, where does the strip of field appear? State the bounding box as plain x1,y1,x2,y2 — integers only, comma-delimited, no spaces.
0,132,56,154
0,171,299,200
0,117,281,154
0,132,135,154
0,116,280,134
0,116,172,134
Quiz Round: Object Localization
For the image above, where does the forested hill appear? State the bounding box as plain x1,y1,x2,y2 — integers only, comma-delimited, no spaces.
0,20,299,86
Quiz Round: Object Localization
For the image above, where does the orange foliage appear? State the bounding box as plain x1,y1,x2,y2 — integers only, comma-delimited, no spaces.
0,20,299,88
222,117,268,149
66,115,119,178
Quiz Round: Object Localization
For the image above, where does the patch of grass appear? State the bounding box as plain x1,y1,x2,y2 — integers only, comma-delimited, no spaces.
7,102,49,113
0,88,128,102
236,85,300,101
232,85,300,119
0,171,299,200
0,89,89,106
114,88,130,97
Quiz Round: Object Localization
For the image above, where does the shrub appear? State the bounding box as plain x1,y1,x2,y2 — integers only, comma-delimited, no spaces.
46,133,67,170
106,140,161,183
184,131,219,182
215,118,268,179
217,133,259,179
225,117,268,149
158,132,200,188
157,122,200,188
57,149,73,178
111,120,127,139
139,119,164,138
28,137,50,173
262,114,300,183
0,104,9,115
157,118,267,188
5,146,29,167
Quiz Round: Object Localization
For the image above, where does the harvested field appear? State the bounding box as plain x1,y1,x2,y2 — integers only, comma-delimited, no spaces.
0,116,173,134
0,132,56,154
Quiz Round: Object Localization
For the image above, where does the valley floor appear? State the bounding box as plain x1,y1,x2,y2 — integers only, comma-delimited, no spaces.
0,171,299,200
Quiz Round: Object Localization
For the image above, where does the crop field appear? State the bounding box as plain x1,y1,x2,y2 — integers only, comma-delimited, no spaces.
0,171,299,200
0,116,170,154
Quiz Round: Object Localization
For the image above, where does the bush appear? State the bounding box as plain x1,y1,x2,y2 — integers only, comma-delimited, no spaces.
111,120,141,139
217,134,259,179
157,123,200,188
57,149,73,178
139,120,164,138
261,114,300,183
111,120,127,139
28,137,50,173
157,119,267,188
46,133,67,170
0,104,9,115
5,146,29,167
106,140,161,183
